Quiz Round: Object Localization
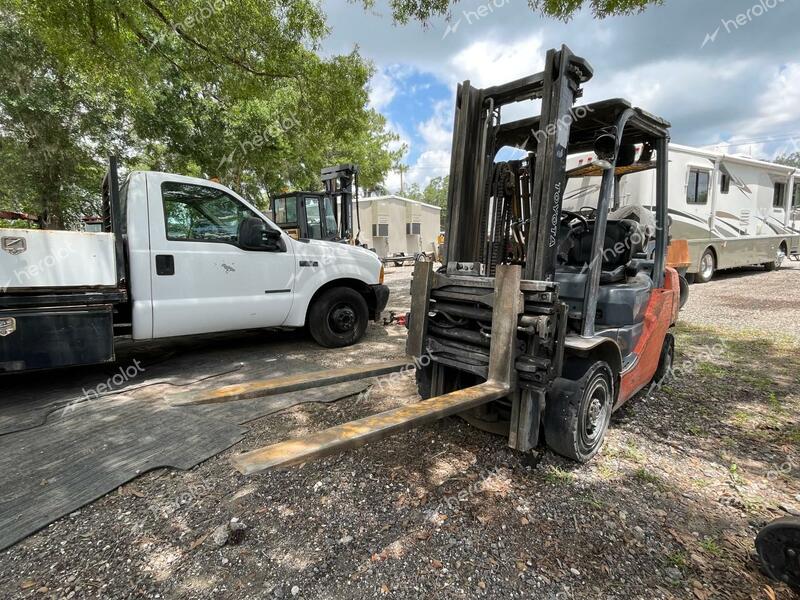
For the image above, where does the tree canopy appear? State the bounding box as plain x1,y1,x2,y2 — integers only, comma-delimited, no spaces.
405,175,449,226
775,152,800,169
363,0,663,23
0,0,401,228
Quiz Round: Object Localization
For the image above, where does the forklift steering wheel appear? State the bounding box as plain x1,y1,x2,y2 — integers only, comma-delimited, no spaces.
578,206,597,220
560,210,589,233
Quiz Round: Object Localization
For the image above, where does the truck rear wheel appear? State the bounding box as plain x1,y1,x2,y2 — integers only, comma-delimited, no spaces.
308,287,368,348
545,359,614,463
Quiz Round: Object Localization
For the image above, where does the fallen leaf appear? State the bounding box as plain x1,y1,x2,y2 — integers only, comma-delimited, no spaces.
478,581,487,590
19,580,35,590
431,559,443,569
189,533,210,551
764,585,776,600
380,583,390,594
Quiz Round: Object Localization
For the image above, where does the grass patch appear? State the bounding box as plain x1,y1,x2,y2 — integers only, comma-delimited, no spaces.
665,551,688,569
576,494,605,510
695,361,727,378
731,411,752,427
544,466,574,485
596,463,618,480
633,467,663,487
728,463,746,486
699,537,722,556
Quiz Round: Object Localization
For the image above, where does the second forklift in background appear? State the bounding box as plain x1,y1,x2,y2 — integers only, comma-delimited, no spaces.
269,164,362,243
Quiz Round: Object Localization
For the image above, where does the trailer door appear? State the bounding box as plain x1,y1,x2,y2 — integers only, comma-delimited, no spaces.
146,174,295,339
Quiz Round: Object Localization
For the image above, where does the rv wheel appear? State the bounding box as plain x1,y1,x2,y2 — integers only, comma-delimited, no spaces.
695,248,716,283
545,359,614,463
764,243,787,271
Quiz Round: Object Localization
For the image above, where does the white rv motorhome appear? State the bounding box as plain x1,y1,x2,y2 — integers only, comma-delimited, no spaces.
563,144,800,282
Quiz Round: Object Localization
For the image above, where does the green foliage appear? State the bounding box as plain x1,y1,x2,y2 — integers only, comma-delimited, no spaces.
775,152,800,168
364,0,663,23
0,0,401,228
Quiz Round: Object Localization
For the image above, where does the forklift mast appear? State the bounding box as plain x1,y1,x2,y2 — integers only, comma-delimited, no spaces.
321,164,360,242
444,46,592,280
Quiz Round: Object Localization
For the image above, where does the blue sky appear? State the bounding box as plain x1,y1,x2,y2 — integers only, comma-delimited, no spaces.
321,0,800,191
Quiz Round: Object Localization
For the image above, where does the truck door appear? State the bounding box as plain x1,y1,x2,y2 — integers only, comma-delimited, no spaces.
146,175,295,339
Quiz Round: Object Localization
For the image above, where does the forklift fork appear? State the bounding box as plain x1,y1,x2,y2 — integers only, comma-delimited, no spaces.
182,262,523,474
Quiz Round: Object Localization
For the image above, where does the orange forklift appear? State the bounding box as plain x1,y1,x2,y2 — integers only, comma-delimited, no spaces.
184,45,683,472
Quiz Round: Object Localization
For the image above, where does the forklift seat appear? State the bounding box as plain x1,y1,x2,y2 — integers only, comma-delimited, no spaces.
554,270,653,327
566,219,647,280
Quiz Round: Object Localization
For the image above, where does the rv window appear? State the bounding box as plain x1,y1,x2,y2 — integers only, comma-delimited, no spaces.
773,183,786,208
794,185,800,208
720,173,730,194
687,169,710,205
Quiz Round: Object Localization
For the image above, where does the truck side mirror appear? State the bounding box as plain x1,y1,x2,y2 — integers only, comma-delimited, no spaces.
239,217,282,250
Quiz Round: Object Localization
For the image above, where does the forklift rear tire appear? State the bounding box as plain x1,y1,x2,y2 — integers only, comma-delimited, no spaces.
545,359,614,463
652,332,675,385
308,287,369,348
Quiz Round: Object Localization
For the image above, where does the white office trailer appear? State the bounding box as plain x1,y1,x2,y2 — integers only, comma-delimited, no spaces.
563,144,800,282
355,195,442,260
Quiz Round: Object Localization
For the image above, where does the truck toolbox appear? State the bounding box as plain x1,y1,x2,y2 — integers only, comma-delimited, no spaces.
0,228,117,291
0,305,115,373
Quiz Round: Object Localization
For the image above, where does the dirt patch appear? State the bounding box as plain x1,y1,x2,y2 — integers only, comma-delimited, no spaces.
1,265,799,598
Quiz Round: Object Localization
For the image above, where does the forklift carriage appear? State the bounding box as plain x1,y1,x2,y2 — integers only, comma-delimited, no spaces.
184,45,681,473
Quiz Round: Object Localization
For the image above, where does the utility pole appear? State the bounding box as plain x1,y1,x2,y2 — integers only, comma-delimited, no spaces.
396,164,407,195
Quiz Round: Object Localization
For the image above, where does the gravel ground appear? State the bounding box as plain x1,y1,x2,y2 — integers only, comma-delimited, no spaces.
681,260,800,341
1,263,799,599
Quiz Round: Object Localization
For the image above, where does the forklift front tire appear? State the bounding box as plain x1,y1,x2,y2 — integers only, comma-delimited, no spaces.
545,359,614,463
307,287,369,348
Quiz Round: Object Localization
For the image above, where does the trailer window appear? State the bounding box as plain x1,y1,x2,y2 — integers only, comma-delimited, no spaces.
794,185,800,208
162,182,259,244
773,182,786,208
687,169,710,204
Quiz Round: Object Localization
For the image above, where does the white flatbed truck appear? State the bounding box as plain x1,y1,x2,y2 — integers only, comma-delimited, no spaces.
0,159,389,373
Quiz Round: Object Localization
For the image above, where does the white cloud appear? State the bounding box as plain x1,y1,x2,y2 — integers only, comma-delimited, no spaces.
368,70,397,111
448,34,546,88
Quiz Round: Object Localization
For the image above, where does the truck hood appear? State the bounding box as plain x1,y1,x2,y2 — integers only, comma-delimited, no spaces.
289,238,382,278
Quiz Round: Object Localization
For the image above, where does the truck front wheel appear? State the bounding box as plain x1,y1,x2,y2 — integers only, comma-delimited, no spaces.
308,287,369,348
